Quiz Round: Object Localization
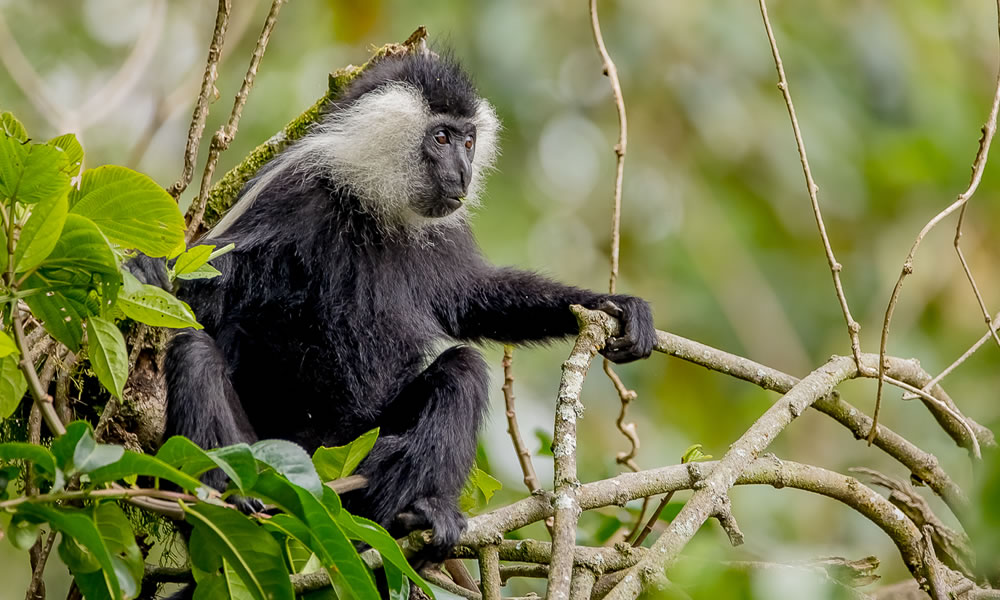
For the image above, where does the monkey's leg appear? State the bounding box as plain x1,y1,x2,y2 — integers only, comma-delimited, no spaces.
165,329,258,501
347,345,488,562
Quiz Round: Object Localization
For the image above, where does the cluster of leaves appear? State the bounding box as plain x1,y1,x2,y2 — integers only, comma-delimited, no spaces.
0,422,432,599
0,111,210,414
0,113,442,599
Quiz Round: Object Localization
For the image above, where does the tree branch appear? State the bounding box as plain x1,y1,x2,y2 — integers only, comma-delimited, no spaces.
185,0,287,239
167,0,233,200
545,305,618,600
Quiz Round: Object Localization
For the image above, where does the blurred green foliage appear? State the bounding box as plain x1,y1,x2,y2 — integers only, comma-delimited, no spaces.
1,0,999,597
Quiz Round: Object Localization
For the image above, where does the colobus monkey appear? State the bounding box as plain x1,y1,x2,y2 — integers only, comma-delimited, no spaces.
153,52,655,561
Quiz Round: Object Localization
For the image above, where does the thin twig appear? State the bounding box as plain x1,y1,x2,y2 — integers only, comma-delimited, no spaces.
185,0,286,239
905,310,1000,398
631,491,674,547
168,0,233,200
589,0,649,546
953,206,1000,349
500,346,553,535
0,486,200,511
873,0,1000,444
501,346,541,493
12,313,65,437
130,1,257,169
24,530,56,600
758,0,865,369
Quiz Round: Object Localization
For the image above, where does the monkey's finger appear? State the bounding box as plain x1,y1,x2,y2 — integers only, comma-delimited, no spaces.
597,299,624,319
604,336,634,351
602,348,641,364
394,511,431,531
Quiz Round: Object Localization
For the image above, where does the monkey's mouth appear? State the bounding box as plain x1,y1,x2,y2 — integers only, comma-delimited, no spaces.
419,197,463,218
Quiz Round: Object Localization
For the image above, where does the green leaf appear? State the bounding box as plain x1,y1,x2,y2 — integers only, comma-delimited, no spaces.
19,504,121,600
459,467,501,513
0,442,58,476
0,465,19,500
50,421,124,476
0,331,16,357
0,142,70,204
87,449,207,492
1,112,27,141
117,283,201,329
335,509,433,598
86,317,128,398
0,353,27,420
14,190,68,273
22,214,120,349
313,428,379,482
154,437,256,493
92,503,143,598
174,245,214,276
252,440,323,498
534,428,554,456
681,444,712,464
176,263,222,281
69,165,185,256
7,514,42,550
383,561,411,600
46,133,84,176
183,502,295,600
252,471,379,600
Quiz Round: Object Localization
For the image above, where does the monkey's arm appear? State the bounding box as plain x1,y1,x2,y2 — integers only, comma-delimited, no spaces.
439,267,655,363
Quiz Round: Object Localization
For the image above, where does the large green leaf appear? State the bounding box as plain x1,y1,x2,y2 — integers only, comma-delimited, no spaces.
183,502,295,600
74,503,143,600
87,449,207,492
117,282,201,329
21,278,94,350
252,440,323,498
154,437,256,493
14,190,68,273
22,214,120,349
334,507,433,598
86,317,128,398
69,165,184,256
0,442,57,477
0,330,15,357
18,504,121,600
252,470,379,600
46,133,84,176
313,428,379,482
0,141,70,204
50,421,124,476
0,353,27,420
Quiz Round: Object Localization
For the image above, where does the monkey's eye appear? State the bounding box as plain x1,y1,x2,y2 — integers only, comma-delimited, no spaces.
464,134,475,150
434,130,449,145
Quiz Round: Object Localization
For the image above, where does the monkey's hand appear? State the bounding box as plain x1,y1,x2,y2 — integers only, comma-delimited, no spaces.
595,296,655,363
393,497,466,565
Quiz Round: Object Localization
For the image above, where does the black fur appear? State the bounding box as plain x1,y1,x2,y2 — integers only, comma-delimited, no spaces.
143,53,655,574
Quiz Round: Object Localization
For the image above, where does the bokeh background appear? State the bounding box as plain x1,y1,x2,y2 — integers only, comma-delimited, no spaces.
1,0,999,598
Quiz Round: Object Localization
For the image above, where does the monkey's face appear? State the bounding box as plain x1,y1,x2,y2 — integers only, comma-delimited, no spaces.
413,119,477,219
